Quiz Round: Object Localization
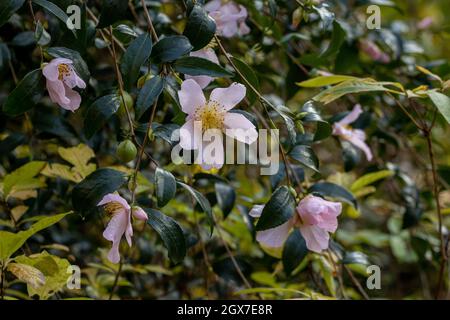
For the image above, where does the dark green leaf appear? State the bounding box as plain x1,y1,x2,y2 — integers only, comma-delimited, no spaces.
231,57,259,105
72,168,127,214
47,47,90,83
173,56,233,77
135,75,164,119
84,94,121,138
120,33,152,90
183,4,216,51
146,208,186,264
35,21,51,46
155,167,177,208
0,133,26,156
151,35,193,63
289,145,319,172
342,251,370,265
309,182,357,208
96,0,128,29
177,181,213,231
215,182,236,218
33,0,74,36
282,229,308,275
319,20,346,59
0,0,26,27
255,186,296,231
3,69,43,116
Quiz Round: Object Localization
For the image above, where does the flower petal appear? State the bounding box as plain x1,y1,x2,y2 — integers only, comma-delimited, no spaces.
256,219,293,248
345,131,373,161
132,207,148,221
249,204,265,218
97,193,130,210
178,79,206,115
224,113,258,144
299,224,330,253
201,131,224,170
179,118,202,150
210,82,246,110
336,104,363,126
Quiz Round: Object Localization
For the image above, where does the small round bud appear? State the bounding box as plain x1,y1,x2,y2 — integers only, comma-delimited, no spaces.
116,139,137,163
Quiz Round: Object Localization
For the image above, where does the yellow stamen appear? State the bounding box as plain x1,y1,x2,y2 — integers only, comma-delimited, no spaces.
57,63,71,80
194,100,225,132
103,202,124,216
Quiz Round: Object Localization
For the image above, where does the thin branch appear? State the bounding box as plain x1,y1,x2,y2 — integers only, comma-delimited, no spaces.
140,0,159,41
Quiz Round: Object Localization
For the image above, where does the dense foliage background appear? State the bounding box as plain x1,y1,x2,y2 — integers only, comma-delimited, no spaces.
0,0,450,300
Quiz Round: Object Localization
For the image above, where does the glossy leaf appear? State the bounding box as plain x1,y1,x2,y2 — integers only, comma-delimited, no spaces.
155,167,177,208
255,186,296,231
84,94,121,138
120,33,152,90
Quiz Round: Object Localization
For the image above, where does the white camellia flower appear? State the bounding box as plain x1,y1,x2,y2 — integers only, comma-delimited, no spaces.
177,79,258,170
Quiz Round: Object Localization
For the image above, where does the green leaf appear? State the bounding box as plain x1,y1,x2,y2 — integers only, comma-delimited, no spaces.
47,47,90,83
215,182,236,218
135,75,164,119
34,21,51,46
15,251,71,299
312,78,402,104
33,0,75,37
426,90,450,124
72,168,127,214
177,181,213,230
183,4,216,51
146,208,186,264
319,20,346,59
173,56,233,77
84,94,121,138
350,170,394,192
289,145,319,172
0,212,71,261
255,186,296,231
96,0,128,29
342,251,370,265
3,161,46,199
0,0,26,27
282,229,308,275
2,69,44,116
155,168,176,208
300,101,332,141
297,75,356,88
231,57,260,105
309,182,357,208
57,144,96,180
120,33,152,90
151,35,193,63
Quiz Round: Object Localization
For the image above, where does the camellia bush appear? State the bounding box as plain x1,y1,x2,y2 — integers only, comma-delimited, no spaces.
0,0,449,300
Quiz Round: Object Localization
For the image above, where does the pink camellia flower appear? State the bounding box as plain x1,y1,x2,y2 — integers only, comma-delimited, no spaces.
97,193,148,264
205,0,250,38
332,104,373,161
253,195,342,253
359,40,390,64
186,48,220,88
177,79,258,170
42,58,86,111
417,17,433,30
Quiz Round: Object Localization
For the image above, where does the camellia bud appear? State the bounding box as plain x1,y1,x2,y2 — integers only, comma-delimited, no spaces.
137,73,154,88
132,206,148,221
116,139,137,163
117,91,134,117
288,186,297,198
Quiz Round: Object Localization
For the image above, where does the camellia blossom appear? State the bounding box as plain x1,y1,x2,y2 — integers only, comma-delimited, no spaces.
177,79,258,170
97,193,148,263
359,40,390,64
205,0,250,38
332,104,373,161
253,195,342,253
186,48,219,88
42,58,86,111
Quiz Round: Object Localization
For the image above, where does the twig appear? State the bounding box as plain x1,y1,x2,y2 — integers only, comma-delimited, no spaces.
140,0,159,41
108,260,123,300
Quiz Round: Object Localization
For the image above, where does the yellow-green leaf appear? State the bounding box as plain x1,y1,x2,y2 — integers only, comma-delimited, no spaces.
3,161,46,199
351,170,394,192
7,262,46,289
297,75,356,88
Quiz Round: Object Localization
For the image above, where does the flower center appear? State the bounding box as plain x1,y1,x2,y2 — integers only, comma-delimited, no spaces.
194,100,225,132
103,202,124,216
57,63,72,80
